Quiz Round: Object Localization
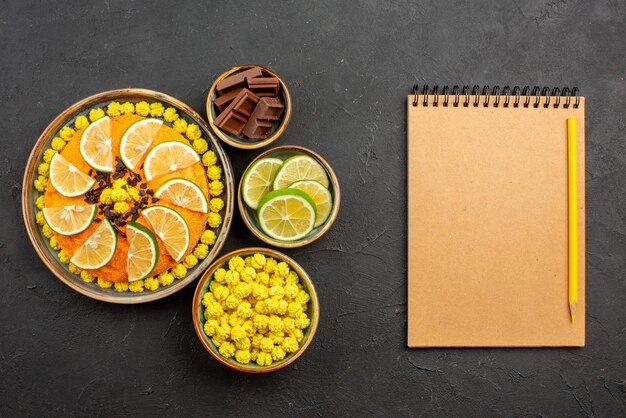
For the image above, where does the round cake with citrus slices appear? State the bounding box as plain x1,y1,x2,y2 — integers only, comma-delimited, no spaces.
33,100,227,292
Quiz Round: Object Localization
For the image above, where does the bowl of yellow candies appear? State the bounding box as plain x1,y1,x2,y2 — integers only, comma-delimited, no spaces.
192,247,319,373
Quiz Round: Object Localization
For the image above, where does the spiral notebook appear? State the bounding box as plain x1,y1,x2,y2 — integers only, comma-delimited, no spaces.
407,85,585,347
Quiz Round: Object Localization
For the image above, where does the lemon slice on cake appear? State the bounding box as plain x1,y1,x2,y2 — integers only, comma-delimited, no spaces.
141,205,189,262
241,157,283,209
257,189,317,241
120,118,163,170
126,222,159,281
289,180,333,228
49,153,96,197
143,141,200,181
80,116,114,172
154,178,208,213
272,155,329,190
42,204,97,236
70,219,117,269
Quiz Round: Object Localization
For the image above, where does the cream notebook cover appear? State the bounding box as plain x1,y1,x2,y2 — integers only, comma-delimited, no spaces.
407,86,585,347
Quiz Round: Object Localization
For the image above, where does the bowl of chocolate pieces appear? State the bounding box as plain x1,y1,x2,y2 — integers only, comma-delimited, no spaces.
206,65,292,149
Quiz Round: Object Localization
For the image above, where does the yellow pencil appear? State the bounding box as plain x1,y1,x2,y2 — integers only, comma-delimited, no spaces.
567,117,578,324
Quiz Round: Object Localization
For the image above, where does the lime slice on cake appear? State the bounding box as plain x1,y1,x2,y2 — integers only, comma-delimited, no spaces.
49,153,96,197
70,219,117,269
154,178,208,213
257,189,317,241
242,157,283,209
126,222,159,281
120,118,163,170
80,116,114,172
141,205,189,261
289,180,333,228
42,204,97,236
143,141,200,181
272,155,329,190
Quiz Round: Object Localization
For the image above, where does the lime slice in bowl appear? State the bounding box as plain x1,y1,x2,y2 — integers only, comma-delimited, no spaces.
257,189,317,241
70,219,117,269
120,118,163,170
43,204,97,236
126,222,159,281
242,157,283,209
141,205,189,262
272,155,329,190
80,116,114,172
154,178,208,213
289,180,333,228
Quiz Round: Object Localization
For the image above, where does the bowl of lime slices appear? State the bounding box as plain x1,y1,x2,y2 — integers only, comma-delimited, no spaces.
238,145,340,248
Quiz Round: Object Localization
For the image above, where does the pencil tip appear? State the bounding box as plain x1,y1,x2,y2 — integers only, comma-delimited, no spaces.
569,302,577,324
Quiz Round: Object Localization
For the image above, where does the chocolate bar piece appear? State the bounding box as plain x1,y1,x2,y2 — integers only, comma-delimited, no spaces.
246,77,280,97
215,67,263,95
216,112,247,137
214,87,243,112
253,97,284,121
241,97,284,139
243,117,274,139
215,89,260,136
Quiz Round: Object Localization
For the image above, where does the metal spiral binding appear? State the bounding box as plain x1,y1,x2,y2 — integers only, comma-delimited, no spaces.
411,84,580,109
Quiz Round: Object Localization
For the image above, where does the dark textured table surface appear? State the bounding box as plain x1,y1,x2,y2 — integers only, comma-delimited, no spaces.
1,1,625,416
